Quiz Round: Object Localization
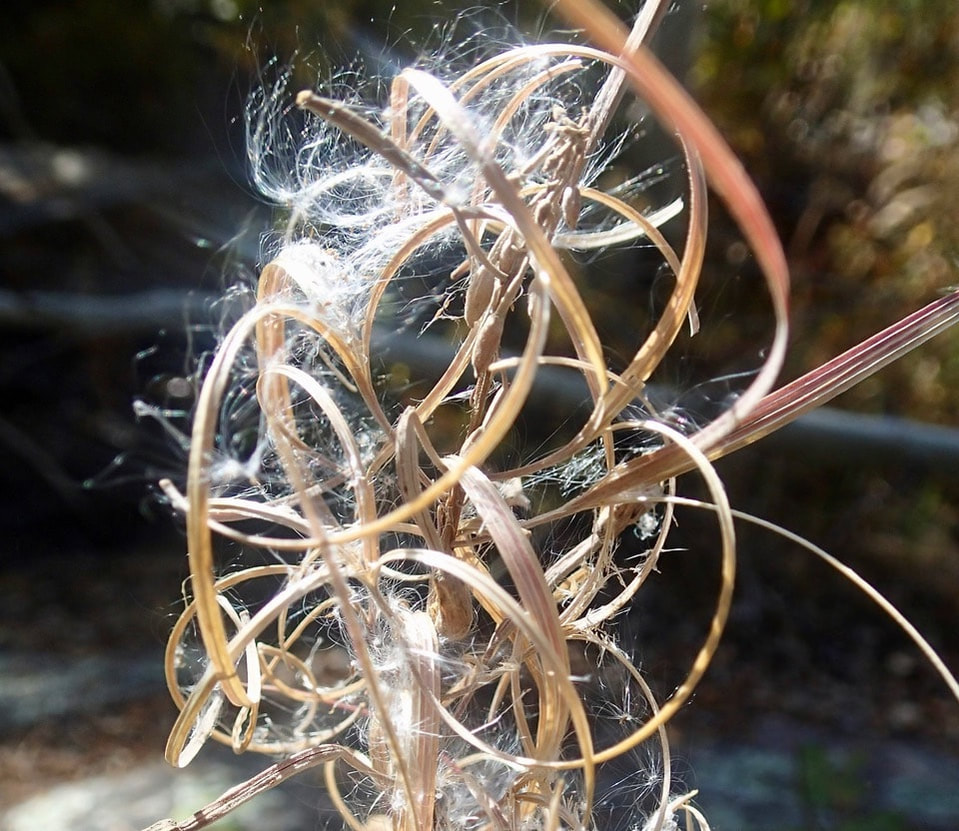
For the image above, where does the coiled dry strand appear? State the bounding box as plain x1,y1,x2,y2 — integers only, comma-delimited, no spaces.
148,3,959,831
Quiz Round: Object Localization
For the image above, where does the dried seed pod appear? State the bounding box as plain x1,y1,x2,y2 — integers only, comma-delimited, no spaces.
562,184,582,228
464,263,495,327
471,307,507,376
428,572,474,641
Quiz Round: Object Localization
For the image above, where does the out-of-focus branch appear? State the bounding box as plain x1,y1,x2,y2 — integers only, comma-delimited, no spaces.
3,287,956,471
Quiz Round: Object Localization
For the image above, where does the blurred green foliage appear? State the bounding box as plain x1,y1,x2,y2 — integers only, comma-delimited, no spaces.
691,0,959,423
792,745,905,831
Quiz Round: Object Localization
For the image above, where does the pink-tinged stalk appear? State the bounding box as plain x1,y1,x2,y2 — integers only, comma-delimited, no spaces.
559,289,959,517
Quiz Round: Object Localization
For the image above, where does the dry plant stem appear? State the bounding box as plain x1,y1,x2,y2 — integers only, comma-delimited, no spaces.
398,67,607,385
293,92,450,205
146,745,380,831
375,547,596,776
383,611,441,831
401,51,707,489
456,465,570,754
582,0,670,145
544,287,959,523
368,437,729,777
717,287,959,454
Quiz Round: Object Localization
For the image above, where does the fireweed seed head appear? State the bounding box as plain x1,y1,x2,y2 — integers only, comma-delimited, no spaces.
159,10,726,827
146,3,959,831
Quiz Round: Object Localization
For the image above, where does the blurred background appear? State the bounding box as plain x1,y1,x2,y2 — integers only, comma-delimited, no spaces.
1,1,958,829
